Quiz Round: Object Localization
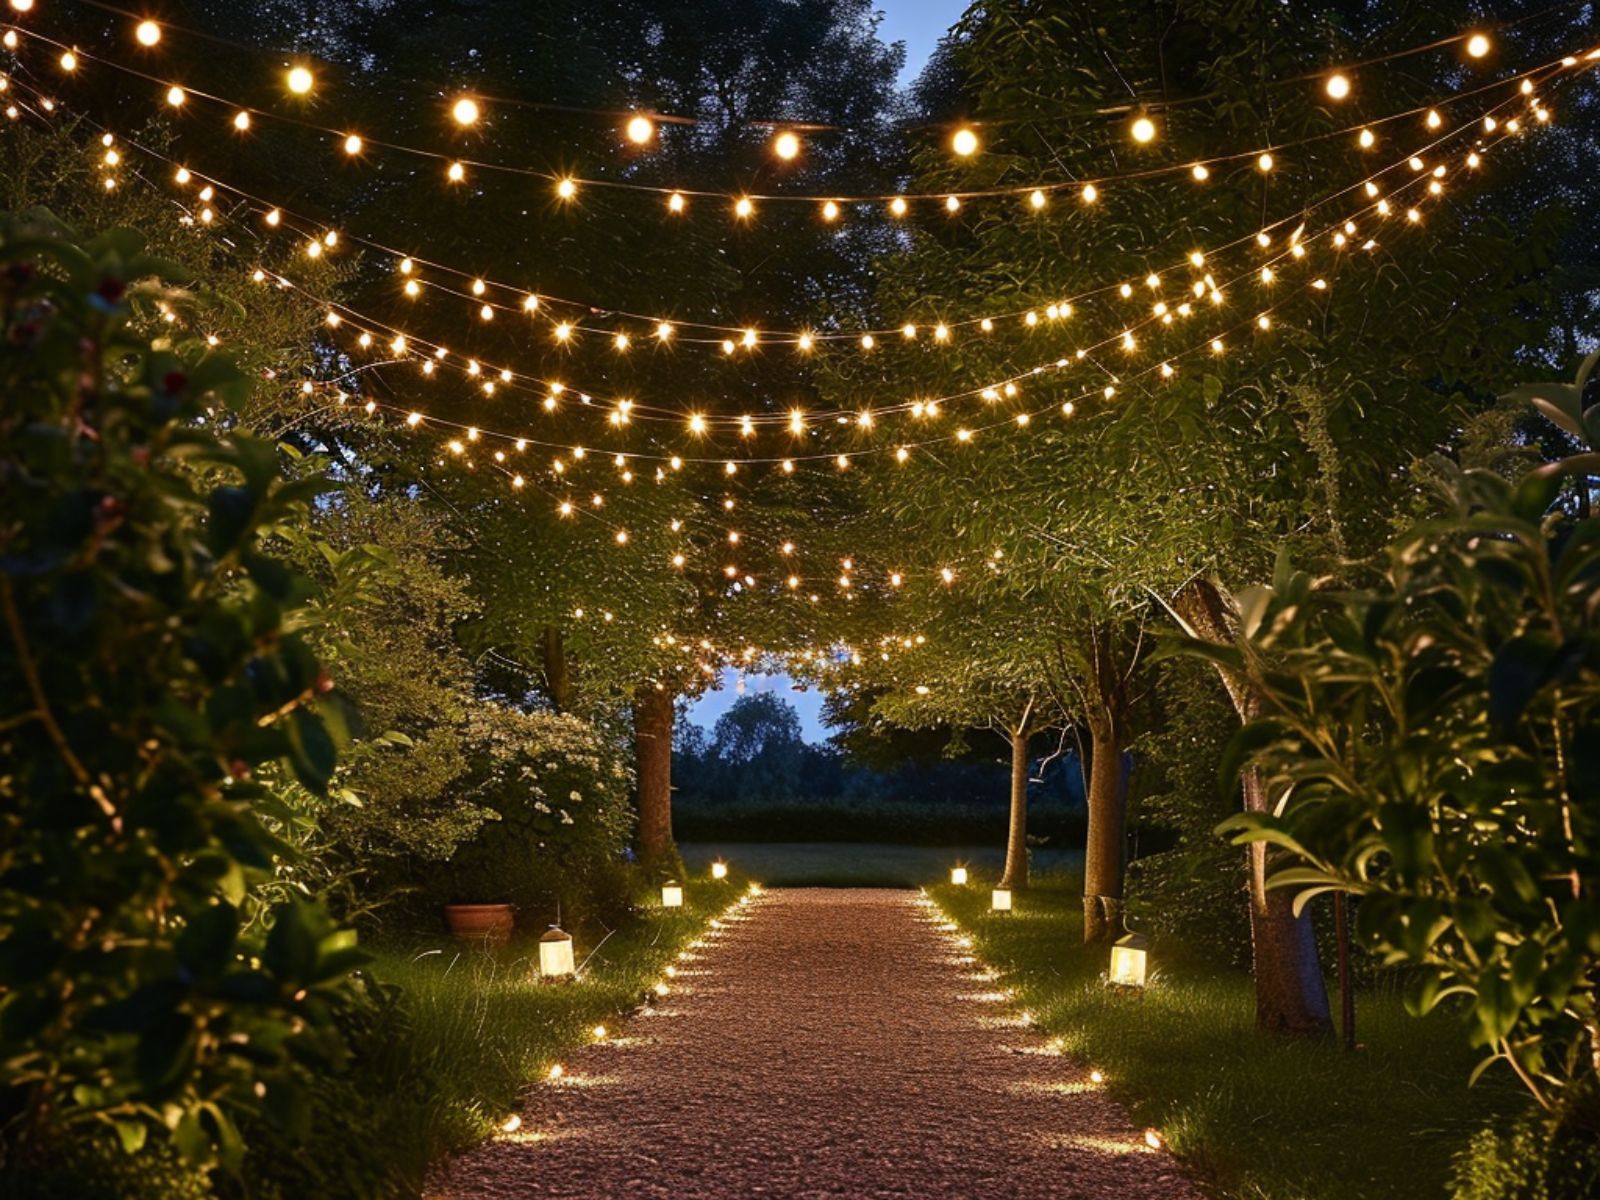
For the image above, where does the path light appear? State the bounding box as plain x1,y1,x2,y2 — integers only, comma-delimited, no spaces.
711,861,728,880
1109,930,1149,988
538,925,575,979
661,880,684,908
991,887,1012,912
1089,1069,1105,1085
950,866,968,885
500,1114,522,1134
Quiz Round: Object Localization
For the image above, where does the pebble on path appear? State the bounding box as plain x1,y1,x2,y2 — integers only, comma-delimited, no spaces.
432,888,1200,1200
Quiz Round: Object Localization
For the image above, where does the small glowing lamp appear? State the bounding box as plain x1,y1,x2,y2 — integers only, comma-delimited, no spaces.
1466,33,1491,59
625,114,655,144
950,866,969,885
135,20,161,46
951,126,979,156
661,881,684,908
1109,930,1148,988
538,925,576,979
286,66,314,95
711,861,729,880
772,130,801,160
991,887,1012,912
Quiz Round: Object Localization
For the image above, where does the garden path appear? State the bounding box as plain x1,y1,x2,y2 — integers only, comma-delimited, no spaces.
432,888,1198,1199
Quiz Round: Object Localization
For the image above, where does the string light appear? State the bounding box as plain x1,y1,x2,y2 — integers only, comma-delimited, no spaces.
134,20,161,47
285,66,314,95
951,126,979,156
1325,73,1351,100
625,114,655,145
772,130,800,160
1467,33,1491,59
452,96,480,126
1129,115,1156,143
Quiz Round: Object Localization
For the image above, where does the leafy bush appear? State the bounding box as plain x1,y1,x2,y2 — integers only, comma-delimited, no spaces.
1212,387,1600,1115
335,703,633,925
1451,1096,1600,1200
0,212,362,1170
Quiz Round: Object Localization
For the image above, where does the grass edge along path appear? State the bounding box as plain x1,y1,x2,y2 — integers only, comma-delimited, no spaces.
929,872,1525,1200
253,870,761,1199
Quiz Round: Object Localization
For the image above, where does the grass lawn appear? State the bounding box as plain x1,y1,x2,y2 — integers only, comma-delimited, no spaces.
681,840,1082,886
932,870,1527,1200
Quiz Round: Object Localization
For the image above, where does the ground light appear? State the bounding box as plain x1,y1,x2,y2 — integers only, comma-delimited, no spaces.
1109,930,1149,988
991,887,1012,912
661,880,684,908
950,866,968,885
711,861,728,880
538,925,575,979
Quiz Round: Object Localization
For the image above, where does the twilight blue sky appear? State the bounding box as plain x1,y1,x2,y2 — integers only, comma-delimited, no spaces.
879,0,970,86
686,4,968,743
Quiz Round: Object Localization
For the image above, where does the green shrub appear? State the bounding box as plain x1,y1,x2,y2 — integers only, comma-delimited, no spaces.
0,211,362,1170
1213,434,1600,1107
1452,1100,1600,1200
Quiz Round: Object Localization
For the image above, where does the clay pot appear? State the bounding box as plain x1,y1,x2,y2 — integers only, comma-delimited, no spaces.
444,903,515,946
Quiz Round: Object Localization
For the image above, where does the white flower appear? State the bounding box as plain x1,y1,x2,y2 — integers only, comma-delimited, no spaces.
569,790,583,803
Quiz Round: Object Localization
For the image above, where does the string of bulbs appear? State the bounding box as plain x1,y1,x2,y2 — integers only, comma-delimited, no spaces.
5,7,1531,222
22,45,1566,456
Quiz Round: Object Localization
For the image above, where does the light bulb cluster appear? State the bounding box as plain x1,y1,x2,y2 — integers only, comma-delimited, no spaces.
6,15,1549,226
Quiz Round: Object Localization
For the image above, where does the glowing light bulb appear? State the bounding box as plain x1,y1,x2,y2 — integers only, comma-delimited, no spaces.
889,196,908,217
135,20,162,46
447,161,466,182
343,133,363,155
1190,163,1209,181
944,195,960,213
773,130,800,160
452,97,480,126
1466,33,1490,59
1130,116,1156,143
1425,109,1443,129
58,51,78,72
286,66,314,95
822,199,840,221
233,111,251,131
625,114,654,144
1029,188,1046,209
557,178,577,200
166,86,186,107
1325,73,1350,100
1081,183,1098,203
1257,152,1274,172
1358,128,1375,148
667,191,685,213
734,196,753,218
951,126,979,156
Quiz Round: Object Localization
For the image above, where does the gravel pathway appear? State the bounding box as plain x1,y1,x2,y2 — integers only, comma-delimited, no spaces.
433,888,1199,1199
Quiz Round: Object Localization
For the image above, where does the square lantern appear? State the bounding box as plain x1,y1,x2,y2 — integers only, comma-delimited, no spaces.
950,866,969,885
1109,931,1149,988
991,887,1012,912
539,925,575,979
661,881,684,908
711,861,729,880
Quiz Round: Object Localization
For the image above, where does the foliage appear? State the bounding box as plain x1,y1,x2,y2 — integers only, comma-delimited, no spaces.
0,212,362,1168
933,874,1526,1200
1212,434,1600,1109
1450,1096,1600,1200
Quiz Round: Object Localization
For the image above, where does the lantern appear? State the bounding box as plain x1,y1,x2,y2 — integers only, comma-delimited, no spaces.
538,925,575,979
1109,931,1149,988
711,861,729,880
950,866,969,885
991,887,1012,912
661,881,684,908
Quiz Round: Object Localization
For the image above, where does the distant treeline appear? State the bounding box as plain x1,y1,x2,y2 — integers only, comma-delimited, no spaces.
672,692,1090,845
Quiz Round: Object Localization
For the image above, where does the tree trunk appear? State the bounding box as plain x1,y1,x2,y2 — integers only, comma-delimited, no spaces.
634,684,674,868
1082,715,1128,943
541,625,571,713
1000,726,1030,889
1175,579,1333,1036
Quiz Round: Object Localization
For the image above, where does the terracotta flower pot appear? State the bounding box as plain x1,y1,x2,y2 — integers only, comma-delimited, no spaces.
444,903,515,946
